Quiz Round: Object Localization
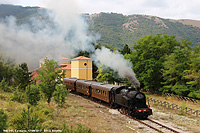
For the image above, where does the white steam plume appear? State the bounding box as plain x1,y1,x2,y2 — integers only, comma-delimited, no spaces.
92,47,140,88
0,0,140,85
0,0,96,70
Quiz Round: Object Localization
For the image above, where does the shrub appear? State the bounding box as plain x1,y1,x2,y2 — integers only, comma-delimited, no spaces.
0,109,8,132
36,102,54,123
53,85,69,107
62,123,92,133
9,88,26,103
0,78,12,92
42,120,60,130
26,85,40,106
13,63,32,91
12,105,41,130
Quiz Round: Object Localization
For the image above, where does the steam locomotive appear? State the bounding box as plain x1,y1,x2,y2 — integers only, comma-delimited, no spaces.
63,78,152,119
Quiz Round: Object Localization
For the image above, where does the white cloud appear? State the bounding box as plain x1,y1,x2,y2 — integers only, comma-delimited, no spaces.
77,0,200,20
1,0,200,20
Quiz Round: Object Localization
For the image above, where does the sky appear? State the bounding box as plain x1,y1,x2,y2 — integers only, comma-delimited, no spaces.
1,0,200,20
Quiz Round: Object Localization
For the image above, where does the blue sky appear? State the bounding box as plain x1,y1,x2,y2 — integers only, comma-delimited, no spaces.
1,0,200,20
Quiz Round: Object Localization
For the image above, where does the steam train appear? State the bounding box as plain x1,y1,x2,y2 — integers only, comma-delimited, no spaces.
63,78,152,118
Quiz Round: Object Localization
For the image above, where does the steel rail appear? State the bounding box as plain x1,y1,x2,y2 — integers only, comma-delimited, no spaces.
147,118,180,133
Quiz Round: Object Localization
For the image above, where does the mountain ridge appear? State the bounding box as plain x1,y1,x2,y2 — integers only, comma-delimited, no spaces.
85,12,200,48
0,4,200,49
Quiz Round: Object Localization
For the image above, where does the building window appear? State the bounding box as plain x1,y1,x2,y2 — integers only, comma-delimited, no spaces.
84,63,87,66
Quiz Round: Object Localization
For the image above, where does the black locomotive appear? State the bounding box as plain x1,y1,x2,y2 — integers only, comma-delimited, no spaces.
64,78,152,118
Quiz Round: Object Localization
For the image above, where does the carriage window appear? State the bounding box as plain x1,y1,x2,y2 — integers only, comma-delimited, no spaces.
97,89,100,93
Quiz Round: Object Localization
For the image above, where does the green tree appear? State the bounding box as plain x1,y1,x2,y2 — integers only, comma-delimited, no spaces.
183,46,200,98
127,34,180,90
37,58,65,104
53,85,69,107
0,109,8,132
161,40,192,96
121,44,131,55
26,85,40,106
0,56,14,84
15,105,41,130
96,65,121,84
13,63,32,91
0,77,10,92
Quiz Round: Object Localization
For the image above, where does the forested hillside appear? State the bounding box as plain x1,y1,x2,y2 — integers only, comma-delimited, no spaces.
0,4,41,24
85,13,200,49
1,4,200,49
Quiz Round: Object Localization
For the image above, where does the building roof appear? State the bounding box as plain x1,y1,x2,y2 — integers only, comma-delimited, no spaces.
60,64,71,70
58,56,71,61
71,56,92,61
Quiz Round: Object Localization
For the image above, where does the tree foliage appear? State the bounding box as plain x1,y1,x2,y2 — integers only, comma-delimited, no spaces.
53,85,69,107
183,46,200,98
14,105,41,130
121,44,131,55
126,33,200,99
128,34,180,90
26,85,40,106
13,63,32,91
161,40,192,96
0,77,10,92
37,58,65,104
0,56,14,85
96,65,121,84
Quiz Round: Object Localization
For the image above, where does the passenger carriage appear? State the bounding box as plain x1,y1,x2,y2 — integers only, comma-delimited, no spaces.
76,80,92,96
91,83,118,103
63,78,78,91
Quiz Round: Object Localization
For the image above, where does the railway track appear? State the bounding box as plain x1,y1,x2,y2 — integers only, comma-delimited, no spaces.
133,117,180,133
70,91,181,133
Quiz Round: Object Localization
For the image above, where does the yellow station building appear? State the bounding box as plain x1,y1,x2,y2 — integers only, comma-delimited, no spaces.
70,56,93,80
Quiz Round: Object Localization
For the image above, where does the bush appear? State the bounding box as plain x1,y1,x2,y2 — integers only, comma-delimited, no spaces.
12,105,41,130
9,88,26,103
26,85,40,106
0,109,8,132
42,120,60,130
13,63,32,91
62,123,92,133
36,102,54,123
53,85,69,107
0,78,12,92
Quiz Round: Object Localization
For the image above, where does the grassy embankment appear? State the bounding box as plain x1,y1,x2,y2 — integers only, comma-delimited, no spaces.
0,90,91,132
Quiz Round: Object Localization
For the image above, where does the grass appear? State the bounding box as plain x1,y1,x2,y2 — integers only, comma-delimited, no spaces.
145,92,200,110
